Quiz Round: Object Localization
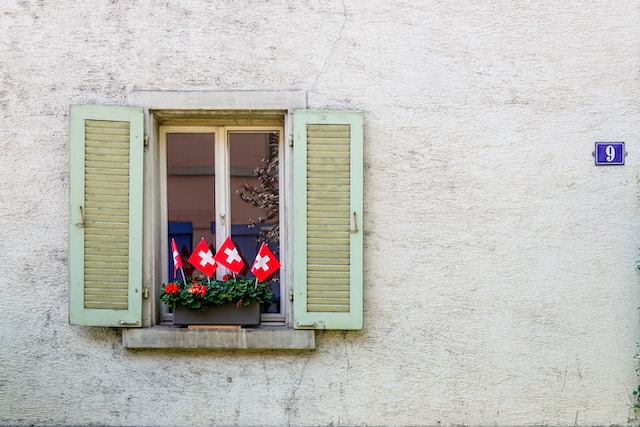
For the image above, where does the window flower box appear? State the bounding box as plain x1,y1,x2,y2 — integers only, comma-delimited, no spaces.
160,275,273,327
172,301,261,326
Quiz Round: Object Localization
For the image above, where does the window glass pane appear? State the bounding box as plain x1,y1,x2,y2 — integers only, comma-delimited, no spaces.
231,131,280,313
166,133,215,279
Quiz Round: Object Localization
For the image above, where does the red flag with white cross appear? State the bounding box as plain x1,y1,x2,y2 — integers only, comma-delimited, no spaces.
187,238,217,278
213,236,245,274
171,238,184,279
251,242,280,282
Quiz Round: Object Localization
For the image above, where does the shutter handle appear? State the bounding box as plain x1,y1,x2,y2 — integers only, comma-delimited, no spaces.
76,206,85,227
349,211,358,233
119,320,140,326
296,322,317,328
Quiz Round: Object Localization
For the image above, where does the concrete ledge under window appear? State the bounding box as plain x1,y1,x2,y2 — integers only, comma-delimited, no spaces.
122,327,315,350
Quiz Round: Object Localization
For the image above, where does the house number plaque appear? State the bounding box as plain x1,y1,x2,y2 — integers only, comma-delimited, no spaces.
594,142,625,165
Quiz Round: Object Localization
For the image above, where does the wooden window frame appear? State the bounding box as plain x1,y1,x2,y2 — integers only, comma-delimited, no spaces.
158,124,285,325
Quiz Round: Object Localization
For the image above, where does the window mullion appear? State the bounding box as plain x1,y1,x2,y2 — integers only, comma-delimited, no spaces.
214,127,230,278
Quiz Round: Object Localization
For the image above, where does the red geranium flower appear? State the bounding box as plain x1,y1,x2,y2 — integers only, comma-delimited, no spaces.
164,283,180,294
188,284,207,297
222,274,233,281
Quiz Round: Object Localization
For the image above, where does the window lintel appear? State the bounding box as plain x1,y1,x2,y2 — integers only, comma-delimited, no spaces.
128,90,307,111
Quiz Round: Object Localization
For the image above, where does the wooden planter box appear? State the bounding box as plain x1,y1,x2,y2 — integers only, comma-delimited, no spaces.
173,302,261,326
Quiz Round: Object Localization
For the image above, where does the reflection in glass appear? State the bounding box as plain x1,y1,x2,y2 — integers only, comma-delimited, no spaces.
232,132,280,313
166,133,215,279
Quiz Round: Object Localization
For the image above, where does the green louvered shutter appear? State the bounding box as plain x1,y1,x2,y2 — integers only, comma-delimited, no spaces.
69,105,143,327
293,110,363,330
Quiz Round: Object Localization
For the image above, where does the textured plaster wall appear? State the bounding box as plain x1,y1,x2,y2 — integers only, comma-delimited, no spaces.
1,1,640,426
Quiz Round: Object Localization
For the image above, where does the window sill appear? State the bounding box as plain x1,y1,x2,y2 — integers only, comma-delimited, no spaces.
122,326,315,350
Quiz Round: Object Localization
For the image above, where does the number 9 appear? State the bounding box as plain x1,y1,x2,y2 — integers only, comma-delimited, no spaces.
605,145,616,162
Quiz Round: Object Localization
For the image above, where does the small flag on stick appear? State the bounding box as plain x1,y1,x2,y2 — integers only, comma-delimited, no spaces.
251,243,280,282
214,236,245,275
171,238,184,280
188,238,217,278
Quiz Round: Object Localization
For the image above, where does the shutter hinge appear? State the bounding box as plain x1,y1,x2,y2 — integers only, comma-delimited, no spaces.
289,289,294,301
289,137,294,147
142,287,149,299
144,134,149,146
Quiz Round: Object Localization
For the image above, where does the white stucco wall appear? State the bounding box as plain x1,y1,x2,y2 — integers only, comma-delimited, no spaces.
1,1,640,426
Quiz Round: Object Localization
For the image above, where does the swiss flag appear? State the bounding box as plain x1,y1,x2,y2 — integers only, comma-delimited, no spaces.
187,238,217,278
171,238,184,279
213,236,245,275
251,243,280,283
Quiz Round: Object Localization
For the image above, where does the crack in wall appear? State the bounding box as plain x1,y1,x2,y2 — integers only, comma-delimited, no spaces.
309,0,348,93
285,354,312,426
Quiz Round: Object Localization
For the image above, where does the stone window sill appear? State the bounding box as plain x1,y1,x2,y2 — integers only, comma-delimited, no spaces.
122,326,315,350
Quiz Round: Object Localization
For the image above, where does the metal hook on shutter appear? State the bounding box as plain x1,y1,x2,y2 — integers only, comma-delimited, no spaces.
76,206,85,227
350,211,358,233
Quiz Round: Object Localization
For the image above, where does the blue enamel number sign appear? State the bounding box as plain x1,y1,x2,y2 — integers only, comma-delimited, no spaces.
594,142,625,165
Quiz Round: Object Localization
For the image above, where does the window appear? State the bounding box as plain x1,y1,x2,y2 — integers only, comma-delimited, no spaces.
160,125,284,324
68,91,363,333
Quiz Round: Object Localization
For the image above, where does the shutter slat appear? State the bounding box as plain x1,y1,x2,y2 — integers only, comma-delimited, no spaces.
84,294,128,302
308,292,350,299
307,165,350,172
85,181,129,190
84,164,131,174
85,134,131,143
87,190,129,199
85,194,129,209
85,287,129,294
84,173,129,182
84,275,129,283
308,253,350,259
85,234,130,243
308,218,349,226
84,302,129,310
304,205,349,213
83,226,129,235
85,159,130,168
86,119,132,128
308,261,350,268
307,191,350,199
308,303,350,310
